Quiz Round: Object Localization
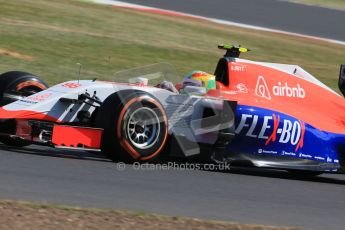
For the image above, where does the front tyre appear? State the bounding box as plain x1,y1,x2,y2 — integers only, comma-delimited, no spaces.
0,71,48,106
0,71,48,147
95,90,168,163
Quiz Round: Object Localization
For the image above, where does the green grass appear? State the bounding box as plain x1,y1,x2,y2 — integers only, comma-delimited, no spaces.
290,0,345,10
0,0,345,91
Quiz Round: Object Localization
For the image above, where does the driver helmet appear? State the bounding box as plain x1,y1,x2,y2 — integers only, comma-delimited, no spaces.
182,70,216,91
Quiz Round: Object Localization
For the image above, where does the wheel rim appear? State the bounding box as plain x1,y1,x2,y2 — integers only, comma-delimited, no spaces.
126,107,160,150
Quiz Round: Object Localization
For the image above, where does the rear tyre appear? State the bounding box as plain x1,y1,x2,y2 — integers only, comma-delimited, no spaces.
0,71,48,147
0,137,30,147
95,90,168,163
288,170,323,177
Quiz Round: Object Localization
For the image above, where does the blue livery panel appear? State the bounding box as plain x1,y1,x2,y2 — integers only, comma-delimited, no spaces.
227,105,343,165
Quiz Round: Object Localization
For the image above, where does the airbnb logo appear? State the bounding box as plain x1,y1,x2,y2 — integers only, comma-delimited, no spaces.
255,76,306,99
255,76,271,100
273,82,305,98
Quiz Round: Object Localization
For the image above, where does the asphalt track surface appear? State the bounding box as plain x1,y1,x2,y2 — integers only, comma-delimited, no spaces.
116,0,345,42
1,144,345,230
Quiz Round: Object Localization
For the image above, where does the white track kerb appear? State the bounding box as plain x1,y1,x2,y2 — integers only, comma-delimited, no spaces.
87,0,345,46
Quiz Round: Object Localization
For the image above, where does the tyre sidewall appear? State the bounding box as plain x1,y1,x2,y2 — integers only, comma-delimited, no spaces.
96,91,168,162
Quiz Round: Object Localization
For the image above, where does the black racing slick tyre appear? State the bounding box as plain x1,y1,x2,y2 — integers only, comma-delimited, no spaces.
0,137,30,148
287,170,323,177
95,90,168,163
0,71,48,106
0,71,48,147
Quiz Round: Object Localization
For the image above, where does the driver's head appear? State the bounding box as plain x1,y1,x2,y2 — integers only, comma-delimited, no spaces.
182,70,216,91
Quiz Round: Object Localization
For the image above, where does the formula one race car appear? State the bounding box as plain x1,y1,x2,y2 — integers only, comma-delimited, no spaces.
0,62,236,164
0,45,345,176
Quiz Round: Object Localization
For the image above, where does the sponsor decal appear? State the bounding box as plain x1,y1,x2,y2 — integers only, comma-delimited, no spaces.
334,159,339,163
281,151,296,156
255,76,271,100
19,99,38,104
62,82,81,89
258,149,277,154
314,156,325,161
235,83,248,93
236,113,305,152
273,82,305,98
255,76,306,99
299,153,313,159
327,157,333,163
231,64,246,72
27,93,52,102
